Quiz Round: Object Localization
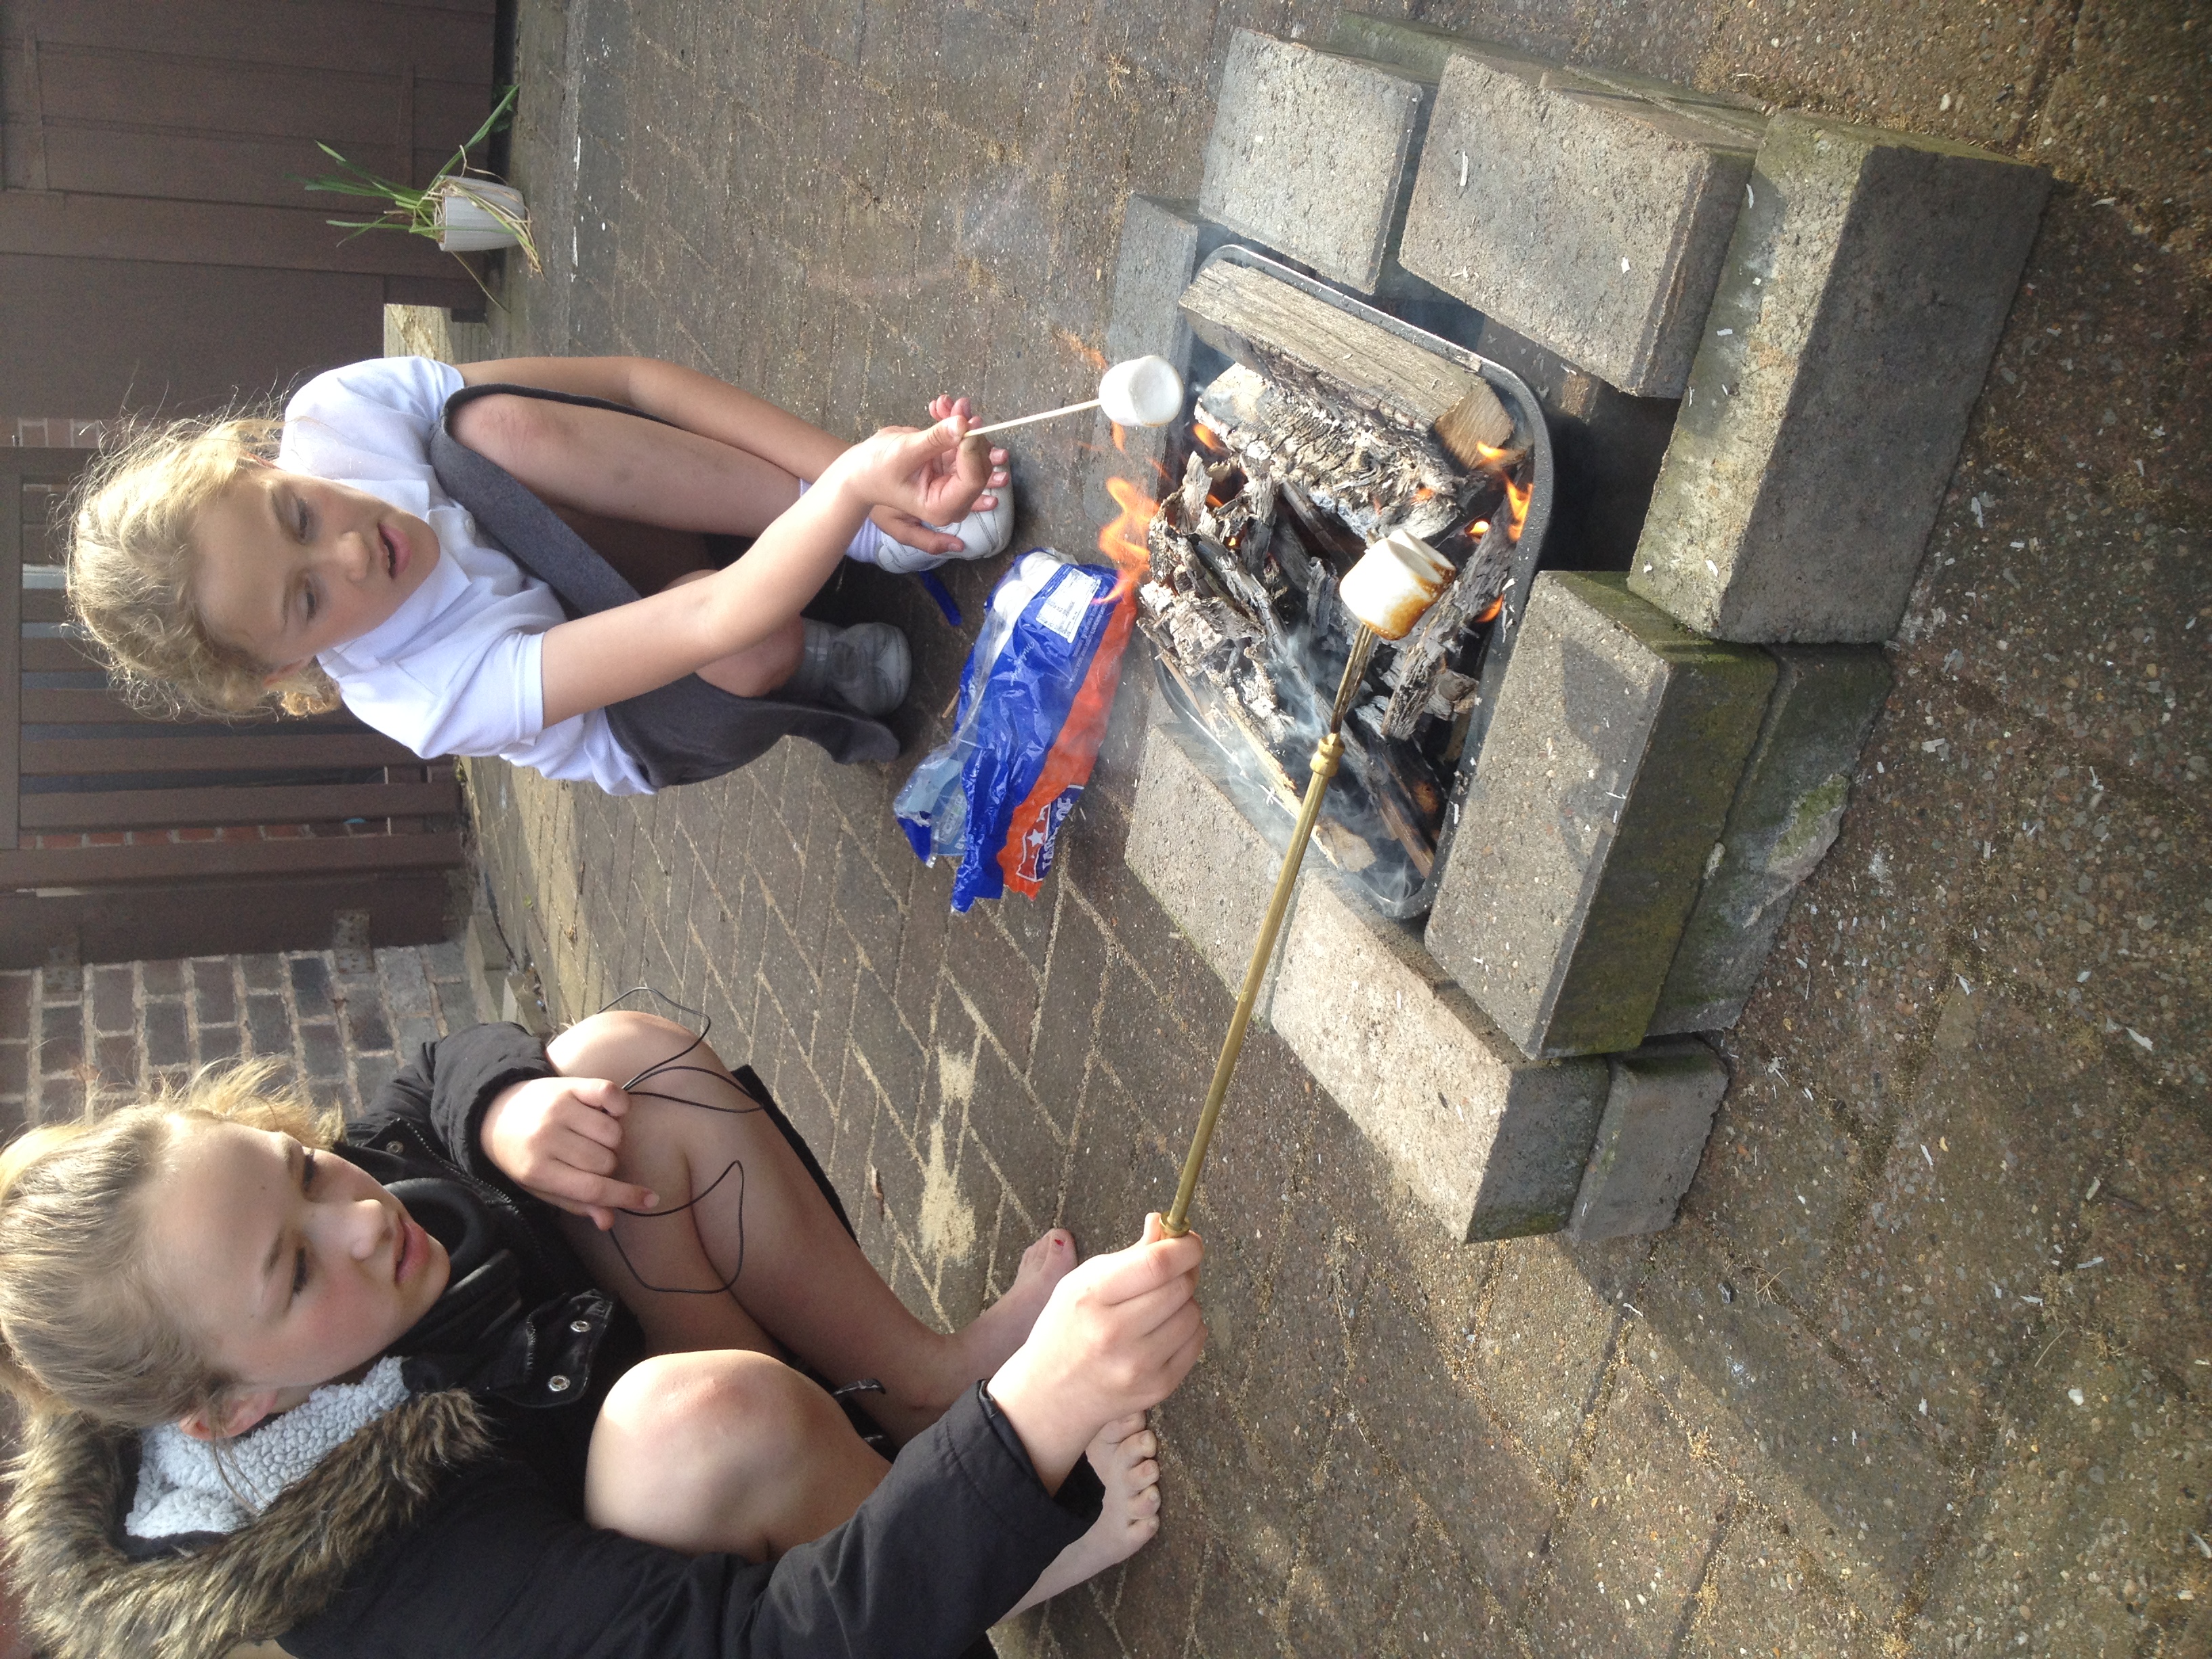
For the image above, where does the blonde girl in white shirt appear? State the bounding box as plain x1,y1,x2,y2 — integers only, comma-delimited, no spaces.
66,356,1013,794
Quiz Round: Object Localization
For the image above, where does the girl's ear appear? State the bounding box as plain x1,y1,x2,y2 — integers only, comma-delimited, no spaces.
260,659,310,689
176,1387,281,1442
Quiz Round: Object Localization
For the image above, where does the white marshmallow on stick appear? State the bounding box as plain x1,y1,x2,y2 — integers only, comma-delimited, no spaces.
1338,529,1456,640
966,355,1185,436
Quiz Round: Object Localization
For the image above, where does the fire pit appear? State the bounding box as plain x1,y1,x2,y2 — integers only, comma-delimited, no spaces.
1130,248,1555,918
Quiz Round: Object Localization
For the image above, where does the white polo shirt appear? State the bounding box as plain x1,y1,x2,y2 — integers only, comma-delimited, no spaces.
279,356,653,796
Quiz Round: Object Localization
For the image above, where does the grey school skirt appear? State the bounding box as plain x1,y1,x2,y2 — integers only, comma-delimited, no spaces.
430,382,897,788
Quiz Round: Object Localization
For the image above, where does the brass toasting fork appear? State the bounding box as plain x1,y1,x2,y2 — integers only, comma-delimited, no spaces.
1160,529,1455,1238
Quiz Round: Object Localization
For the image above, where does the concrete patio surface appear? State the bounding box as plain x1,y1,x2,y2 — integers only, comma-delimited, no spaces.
452,0,2209,1652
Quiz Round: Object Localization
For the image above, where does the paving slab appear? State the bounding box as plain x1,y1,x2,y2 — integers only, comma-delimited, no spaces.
1127,698,1610,1240
1679,1511,1880,1659
1628,112,2053,643
1397,49,1761,398
1821,979,2146,1456
1199,30,1432,295
1531,1368,1729,1658
1916,1330,2212,1658
1650,645,1893,1036
1427,573,1778,1059
1679,1057,1868,1308
1634,1221,1952,1620
1568,1037,1731,1242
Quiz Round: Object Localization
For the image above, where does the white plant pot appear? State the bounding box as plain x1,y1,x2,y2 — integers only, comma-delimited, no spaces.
435,180,527,253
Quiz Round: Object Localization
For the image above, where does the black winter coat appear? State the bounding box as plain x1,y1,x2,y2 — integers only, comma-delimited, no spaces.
2,1024,1098,1659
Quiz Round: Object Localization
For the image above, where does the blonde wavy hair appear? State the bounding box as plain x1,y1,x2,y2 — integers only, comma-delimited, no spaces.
66,411,342,720
0,1060,340,1429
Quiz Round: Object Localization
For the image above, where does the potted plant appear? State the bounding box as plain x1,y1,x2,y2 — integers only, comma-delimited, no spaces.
304,85,541,276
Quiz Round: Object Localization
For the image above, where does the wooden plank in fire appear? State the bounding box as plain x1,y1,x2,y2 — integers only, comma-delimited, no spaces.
1179,259,1511,447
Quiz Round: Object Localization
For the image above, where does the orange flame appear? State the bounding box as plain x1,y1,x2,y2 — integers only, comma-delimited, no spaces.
1097,475,1159,600
1474,594,1504,625
1472,441,1514,466
1504,473,1532,541
1110,422,1128,453
1192,421,1227,453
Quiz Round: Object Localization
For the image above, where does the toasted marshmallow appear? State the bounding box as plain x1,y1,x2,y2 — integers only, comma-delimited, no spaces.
1338,529,1454,640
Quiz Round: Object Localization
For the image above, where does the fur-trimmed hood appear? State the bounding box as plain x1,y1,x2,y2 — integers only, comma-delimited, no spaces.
4,1391,493,1659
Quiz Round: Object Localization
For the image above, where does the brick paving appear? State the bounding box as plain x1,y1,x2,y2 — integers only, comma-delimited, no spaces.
0,945,480,1131
454,1,2210,1653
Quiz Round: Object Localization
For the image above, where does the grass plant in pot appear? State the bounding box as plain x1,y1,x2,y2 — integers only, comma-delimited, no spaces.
304,85,541,282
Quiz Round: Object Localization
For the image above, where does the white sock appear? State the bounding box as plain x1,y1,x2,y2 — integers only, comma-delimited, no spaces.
798,479,1014,574
795,479,896,567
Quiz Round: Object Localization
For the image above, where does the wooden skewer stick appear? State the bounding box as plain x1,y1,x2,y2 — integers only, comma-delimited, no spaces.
967,355,1185,437
967,398,1103,436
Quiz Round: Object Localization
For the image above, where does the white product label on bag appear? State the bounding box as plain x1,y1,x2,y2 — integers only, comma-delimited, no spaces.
1034,568,1100,644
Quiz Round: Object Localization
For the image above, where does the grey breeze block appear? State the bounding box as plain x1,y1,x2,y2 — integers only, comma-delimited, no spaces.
1648,645,1893,1036
1200,30,1432,295
1088,197,1233,527
1127,697,1610,1242
1628,110,2053,644
1426,572,1778,1060
1105,196,1236,379
1396,49,1763,398
1568,1038,1730,1242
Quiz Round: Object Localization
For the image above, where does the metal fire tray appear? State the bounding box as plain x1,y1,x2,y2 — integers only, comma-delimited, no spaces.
1150,244,1557,922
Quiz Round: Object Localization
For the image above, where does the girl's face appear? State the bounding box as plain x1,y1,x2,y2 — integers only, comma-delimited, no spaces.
190,465,438,678
146,1120,450,1426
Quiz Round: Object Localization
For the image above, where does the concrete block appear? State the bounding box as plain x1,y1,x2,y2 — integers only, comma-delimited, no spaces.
1567,1038,1729,1242
1128,699,1610,1240
1104,196,1233,378
1649,646,1893,1035
1426,573,1777,1059
1200,30,1432,295
1629,112,2053,643
1330,16,1765,121
1397,50,1761,398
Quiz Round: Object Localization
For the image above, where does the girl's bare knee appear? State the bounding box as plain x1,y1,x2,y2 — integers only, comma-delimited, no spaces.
590,1352,823,1519
549,1009,720,1086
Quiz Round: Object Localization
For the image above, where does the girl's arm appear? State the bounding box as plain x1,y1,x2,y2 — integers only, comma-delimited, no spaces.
455,356,847,486
281,1389,1095,1659
535,418,987,726
451,356,1002,558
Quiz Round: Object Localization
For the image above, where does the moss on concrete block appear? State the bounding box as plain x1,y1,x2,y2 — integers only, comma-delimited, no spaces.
1650,645,1893,1034
1427,573,1777,1058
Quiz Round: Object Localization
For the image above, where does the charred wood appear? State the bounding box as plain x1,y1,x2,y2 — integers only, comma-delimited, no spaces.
1378,516,1518,741
1197,364,1470,546
1181,260,1511,448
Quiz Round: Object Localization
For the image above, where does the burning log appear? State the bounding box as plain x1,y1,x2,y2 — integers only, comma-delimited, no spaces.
1378,515,1519,741
1181,258,1511,452
1197,365,1471,546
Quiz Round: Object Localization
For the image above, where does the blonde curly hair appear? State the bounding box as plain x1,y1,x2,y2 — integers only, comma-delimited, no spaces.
66,411,342,720
0,1059,341,1429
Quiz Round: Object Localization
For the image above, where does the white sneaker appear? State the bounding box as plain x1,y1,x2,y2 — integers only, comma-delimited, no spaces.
869,483,1015,575
790,621,910,716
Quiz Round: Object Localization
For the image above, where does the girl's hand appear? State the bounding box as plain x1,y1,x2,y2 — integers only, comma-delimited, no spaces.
924,394,1011,493
985,1214,1206,1492
827,415,995,530
480,1075,658,1230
